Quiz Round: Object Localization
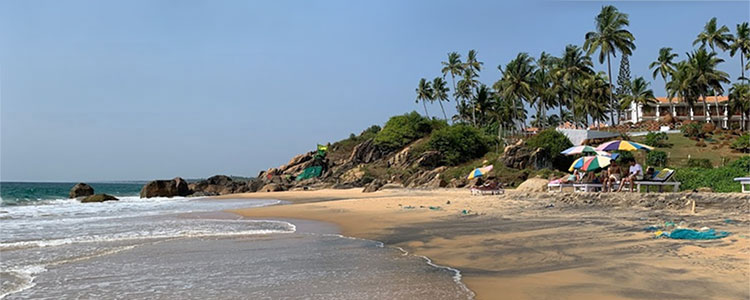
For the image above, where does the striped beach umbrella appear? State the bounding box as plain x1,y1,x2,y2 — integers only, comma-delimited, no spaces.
595,140,654,152
560,145,612,156
467,165,493,180
569,155,612,172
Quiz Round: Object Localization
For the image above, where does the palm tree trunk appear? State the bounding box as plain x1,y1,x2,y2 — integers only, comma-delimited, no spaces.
712,90,722,128
742,55,746,83
422,101,431,119
438,100,448,121
607,53,616,126
450,74,457,124
701,94,710,123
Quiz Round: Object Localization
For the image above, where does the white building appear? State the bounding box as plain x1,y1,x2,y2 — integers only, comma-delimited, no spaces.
622,96,749,129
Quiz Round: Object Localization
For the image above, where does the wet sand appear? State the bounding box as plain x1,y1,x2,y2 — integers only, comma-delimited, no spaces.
222,189,750,300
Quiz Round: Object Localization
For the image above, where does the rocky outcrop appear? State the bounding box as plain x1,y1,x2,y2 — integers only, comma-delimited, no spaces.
257,183,283,193
502,140,551,170
346,139,383,166
140,177,191,198
362,179,385,193
81,194,118,203
405,167,447,188
69,183,94,198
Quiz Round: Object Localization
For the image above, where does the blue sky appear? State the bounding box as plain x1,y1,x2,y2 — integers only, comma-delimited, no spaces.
1,0,748,181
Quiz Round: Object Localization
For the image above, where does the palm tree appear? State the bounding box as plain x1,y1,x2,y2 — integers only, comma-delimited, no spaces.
649,47,678,114
473,84,492,127
728,83,750,131
667,61,699,119
495,53,537,131
489,94,526,145
621,77,657,123
694,17,732,52
686,49,731,125
465,49,483,74
431,77,450,120
454,78,474,123
730,22,750,82
441,52,464,110
415,78,433,118
554,45,594,125
583,5,636,126
531,52,557,127
459,68,480,126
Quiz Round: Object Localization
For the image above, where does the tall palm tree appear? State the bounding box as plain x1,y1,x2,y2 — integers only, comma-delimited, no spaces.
473,84,492,127
454,78,474,123
495,53,537,131
728,83,750,131
554,45,594,125
694,17,732,52
667,61,699,119
431,77,450,120
459,68,480,126
686,49,731,125
583,5,636,126
532,52,557,127
489,94,526,144
621,77,657,123
649,47,678,114
730,22,750,82
441,52,464,110
465,49,483,74
415,78,433,118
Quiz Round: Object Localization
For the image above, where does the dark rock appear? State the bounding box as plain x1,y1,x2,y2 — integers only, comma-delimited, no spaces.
69,183,94,198
346,139,383,166
258,183,284,192
363,179,386,193
414,151,442,168
81,194,118,203
502,140,551,170
205,175,233,186
140,177,191,198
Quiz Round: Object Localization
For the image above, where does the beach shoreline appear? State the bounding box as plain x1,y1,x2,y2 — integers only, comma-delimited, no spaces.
223,188,750,300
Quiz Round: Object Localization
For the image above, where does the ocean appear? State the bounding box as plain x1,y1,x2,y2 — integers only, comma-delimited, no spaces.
0,182,472,299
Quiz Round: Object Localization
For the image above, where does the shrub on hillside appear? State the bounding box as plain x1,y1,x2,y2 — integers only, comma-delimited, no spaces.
701,123,716,135
681,122,702,138
730,134,750,153
646,151,668,167
675,157,750,192
427,124,492,166
686,158,712,169
644,132,669,148
374,112,445,151
525,129,574,171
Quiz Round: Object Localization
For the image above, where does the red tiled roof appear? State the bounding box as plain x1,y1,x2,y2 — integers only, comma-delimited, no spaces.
655,96,728,103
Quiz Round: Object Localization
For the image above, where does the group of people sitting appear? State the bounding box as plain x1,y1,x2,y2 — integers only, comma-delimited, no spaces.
559,158,651,192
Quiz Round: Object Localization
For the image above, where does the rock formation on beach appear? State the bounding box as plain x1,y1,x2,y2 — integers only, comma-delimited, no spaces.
140,177,190,198
81,193,118,203
69,183,95,198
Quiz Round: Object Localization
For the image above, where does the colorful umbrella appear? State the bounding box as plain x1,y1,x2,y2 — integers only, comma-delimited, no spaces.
467,165,493,180
560,145,612,156
595,140,654,152
568,155,612,172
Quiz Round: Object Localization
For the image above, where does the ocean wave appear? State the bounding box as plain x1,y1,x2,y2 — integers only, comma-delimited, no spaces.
0,219,296,250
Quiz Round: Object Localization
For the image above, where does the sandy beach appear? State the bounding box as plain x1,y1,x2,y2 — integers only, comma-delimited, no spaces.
222,188,750,300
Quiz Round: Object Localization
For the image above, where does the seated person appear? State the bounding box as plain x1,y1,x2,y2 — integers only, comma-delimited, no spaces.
644,166,655,180
618,159,643,192
559,170,584,184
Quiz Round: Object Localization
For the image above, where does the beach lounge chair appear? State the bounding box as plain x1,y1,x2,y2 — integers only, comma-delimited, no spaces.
547,179,573,192
734,177,750,193
470,182,504,196
573,183,604,192
634,168,680,192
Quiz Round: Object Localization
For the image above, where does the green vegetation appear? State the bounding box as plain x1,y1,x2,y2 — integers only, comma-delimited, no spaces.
427,124,493,166
373,112,445,151
525,129,574,170
675,156,750,192
643,132,669,147
633,133,746,168
687,158,713,168
646,150,668,167
731,134,749,152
